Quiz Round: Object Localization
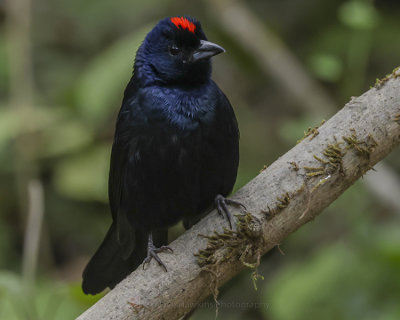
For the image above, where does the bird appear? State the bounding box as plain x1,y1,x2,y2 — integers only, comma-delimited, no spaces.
82,16,241,295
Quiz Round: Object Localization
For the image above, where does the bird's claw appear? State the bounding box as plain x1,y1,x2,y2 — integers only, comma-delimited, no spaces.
143,244,173,272
214,194,246,229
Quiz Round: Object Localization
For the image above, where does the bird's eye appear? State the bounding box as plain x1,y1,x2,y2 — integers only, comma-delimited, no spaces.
169,45,180,56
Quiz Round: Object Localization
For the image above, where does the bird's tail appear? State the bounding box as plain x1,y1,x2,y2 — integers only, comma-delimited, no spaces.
81,223,147,295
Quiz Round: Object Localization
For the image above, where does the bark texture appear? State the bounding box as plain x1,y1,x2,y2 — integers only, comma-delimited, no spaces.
77,70,400,320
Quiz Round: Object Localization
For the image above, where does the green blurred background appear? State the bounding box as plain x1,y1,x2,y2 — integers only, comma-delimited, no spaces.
1,0,400,319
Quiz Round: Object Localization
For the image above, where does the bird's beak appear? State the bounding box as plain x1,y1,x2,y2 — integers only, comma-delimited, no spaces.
190,40,225,62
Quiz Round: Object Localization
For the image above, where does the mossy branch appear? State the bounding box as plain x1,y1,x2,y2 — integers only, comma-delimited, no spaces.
77,69,400,320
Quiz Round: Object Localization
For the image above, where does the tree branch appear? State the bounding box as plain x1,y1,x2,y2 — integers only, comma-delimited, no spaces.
206,0,400,213
77,70,400,320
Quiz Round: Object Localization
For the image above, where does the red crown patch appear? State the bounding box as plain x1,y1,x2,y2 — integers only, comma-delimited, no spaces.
170,17,196,33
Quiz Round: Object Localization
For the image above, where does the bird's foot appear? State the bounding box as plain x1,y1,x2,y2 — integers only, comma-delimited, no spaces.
143,234,173,272
214,194,246,229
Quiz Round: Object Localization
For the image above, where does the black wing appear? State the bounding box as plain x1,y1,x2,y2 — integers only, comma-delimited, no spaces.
215,84,240,196
108,101,137,259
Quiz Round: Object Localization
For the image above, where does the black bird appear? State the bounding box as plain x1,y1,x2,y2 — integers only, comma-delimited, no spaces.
82,16,241,295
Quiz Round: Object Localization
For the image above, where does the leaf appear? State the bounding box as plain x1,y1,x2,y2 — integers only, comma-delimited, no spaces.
0,107,20,152
74,26,152,125
307,53,343,82
338,1,380,30
53,144,110,202
40,120,94,158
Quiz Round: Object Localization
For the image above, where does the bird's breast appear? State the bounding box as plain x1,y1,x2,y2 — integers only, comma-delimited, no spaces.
138,84,218,132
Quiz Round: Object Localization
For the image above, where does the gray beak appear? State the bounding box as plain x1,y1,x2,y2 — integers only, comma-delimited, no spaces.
190,40,225,62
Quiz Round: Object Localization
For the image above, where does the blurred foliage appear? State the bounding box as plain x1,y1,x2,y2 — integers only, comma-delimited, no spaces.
264,183,400,320
0,271,102,320
0,0,399,319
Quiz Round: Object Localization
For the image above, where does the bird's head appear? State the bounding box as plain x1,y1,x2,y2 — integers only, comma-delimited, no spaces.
134,16,225,86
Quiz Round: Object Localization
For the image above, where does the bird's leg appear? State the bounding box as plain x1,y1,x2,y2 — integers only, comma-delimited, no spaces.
143,232,173,272
214,194,246,229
